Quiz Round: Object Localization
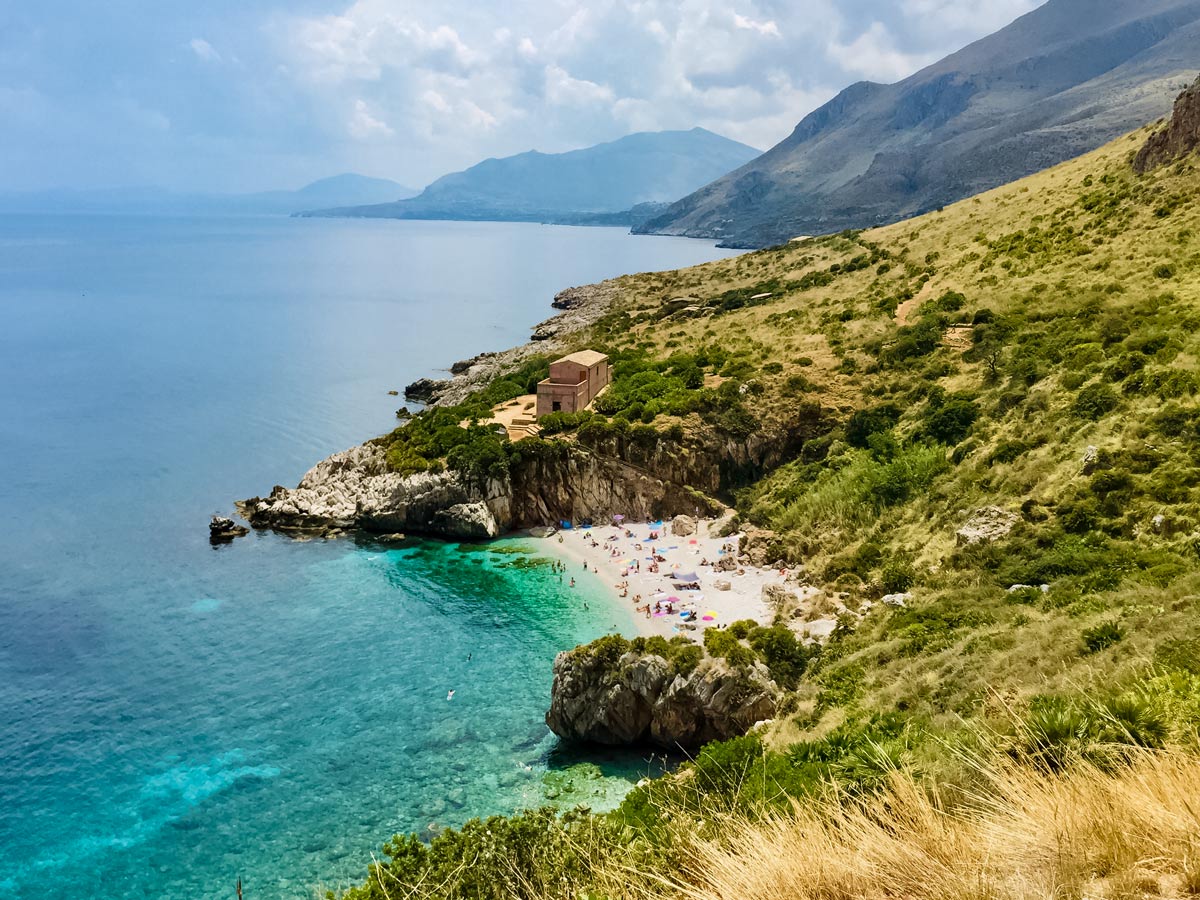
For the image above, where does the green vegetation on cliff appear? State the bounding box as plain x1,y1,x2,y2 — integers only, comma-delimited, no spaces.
333,111,1200,899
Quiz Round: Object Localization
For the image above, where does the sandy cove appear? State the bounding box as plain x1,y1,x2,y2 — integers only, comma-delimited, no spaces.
536,517,825,639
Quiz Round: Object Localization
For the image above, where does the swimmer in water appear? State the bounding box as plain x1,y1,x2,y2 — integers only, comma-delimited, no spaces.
447,690,455,700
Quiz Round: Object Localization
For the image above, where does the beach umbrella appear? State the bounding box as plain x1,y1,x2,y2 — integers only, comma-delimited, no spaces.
613,514,625,523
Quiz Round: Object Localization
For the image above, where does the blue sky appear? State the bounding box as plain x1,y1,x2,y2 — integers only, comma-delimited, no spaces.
0,0,1038,193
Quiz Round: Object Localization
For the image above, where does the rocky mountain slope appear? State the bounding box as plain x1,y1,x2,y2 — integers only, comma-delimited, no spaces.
637,0,1200,247
298,128,759,223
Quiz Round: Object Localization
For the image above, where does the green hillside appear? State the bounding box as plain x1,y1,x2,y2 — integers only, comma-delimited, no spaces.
331,101,1200,900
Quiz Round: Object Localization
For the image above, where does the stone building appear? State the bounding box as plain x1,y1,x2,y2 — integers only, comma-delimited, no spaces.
536,350,610,417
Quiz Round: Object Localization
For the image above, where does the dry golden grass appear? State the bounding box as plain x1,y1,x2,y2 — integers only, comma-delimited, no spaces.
633,751,1200,900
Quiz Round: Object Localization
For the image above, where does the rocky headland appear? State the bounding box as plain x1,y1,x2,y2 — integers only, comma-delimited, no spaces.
401,280,620,408
545,639,780,750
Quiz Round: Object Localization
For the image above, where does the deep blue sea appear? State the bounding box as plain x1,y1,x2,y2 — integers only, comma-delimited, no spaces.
0,215,737,899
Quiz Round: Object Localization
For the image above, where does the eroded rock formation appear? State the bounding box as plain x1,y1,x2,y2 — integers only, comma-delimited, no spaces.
1134,76,1200,174
545,646,780,750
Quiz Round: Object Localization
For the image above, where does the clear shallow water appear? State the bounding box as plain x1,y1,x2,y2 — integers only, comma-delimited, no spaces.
0,215,737,899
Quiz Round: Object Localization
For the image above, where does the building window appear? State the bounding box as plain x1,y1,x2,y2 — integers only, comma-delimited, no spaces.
552,401,561,412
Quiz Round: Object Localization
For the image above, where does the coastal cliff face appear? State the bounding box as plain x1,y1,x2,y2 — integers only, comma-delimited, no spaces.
237,435,738,538
236,442,508,539
237,408,825,539
545,646,779,750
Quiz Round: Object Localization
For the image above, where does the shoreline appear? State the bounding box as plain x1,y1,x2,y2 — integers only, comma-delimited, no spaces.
529,517,818,640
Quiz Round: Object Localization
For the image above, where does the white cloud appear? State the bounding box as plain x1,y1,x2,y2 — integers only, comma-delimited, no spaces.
828,21,940,83
189,38,221,63
900,0,1038,36
544,64,614,107
348,98,393,139
269,0,1036,184
733,13,780,38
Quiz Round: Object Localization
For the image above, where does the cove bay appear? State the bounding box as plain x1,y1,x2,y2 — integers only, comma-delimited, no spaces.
0,214,737,900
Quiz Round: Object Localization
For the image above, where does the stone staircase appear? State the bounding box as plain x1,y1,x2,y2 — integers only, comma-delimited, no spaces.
506,416,541,441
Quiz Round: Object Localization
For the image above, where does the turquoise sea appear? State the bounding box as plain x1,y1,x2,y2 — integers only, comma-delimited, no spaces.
0,215,737,899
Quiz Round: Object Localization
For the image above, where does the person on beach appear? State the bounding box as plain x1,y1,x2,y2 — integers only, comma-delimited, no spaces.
570,577,576,587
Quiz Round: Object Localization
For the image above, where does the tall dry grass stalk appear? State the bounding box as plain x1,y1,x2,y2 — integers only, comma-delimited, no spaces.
634,751,1200,900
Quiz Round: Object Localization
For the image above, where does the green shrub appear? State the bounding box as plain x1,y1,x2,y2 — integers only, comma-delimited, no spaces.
845,404,902,448
703,628,756,668
1072,383,1120,420
881,559,916,593
747,625,814,689
1082,620,1125,653
924,396,979,444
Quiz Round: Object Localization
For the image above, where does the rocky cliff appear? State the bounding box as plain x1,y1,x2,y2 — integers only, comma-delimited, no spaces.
236,442,509,539
1134,75,1200,172
238,392,826,540
545,645,779,750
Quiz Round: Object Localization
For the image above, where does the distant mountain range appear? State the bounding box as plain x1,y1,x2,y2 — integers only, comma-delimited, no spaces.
0,174,417,215
636,0,1200,247
298,128,760,225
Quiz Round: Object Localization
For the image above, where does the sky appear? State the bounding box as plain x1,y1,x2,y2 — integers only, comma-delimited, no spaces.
0,0,1040,193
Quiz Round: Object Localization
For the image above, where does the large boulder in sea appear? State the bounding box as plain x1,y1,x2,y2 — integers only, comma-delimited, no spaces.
209,515,248,543
403,377,450,404
545,639,780,751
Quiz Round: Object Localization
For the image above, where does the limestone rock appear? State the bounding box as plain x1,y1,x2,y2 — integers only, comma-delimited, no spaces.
881,592,911,607
1134,76,1200,174
956,506,1019,546
714,580,732,591
209,515,248,543
671,514,697,536
762,584,798,606
529,525,557,538
404,377,449,404
546,647,780,751
1081,445,1100,474
714,555,737,572
432,502,500,539
530,324,557,341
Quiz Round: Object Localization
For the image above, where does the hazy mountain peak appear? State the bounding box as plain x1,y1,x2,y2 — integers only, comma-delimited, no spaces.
302,128,761,223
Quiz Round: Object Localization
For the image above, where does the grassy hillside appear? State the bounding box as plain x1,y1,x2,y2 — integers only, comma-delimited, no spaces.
331,119,1200,899
554,120,1200,731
